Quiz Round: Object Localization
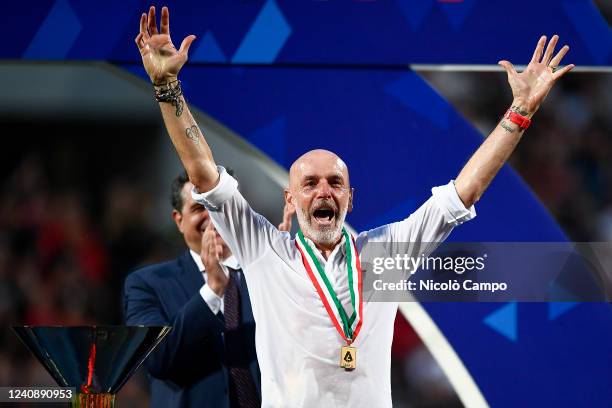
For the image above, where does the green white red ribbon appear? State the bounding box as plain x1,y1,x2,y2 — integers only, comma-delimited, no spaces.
296,228,363,345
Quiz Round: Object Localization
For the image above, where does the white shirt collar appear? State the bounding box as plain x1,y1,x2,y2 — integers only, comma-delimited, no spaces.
189,249,240,272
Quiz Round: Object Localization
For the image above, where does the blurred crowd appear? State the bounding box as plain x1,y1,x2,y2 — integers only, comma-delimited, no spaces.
0,152,176,405
0,69,609,407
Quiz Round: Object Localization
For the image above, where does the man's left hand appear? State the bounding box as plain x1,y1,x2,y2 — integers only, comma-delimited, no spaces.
499,35,575,116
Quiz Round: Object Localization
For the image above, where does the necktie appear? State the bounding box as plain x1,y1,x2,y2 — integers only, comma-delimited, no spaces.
224,271,260,408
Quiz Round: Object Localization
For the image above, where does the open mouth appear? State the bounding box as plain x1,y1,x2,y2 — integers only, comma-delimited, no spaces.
312,207,336,226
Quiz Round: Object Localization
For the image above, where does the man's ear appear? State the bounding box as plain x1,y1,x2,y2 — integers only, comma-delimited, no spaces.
284,188,295,212
172,209,184,233
348,187,355,213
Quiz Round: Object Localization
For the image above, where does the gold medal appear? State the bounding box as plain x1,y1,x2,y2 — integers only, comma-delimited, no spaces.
340,345,357,370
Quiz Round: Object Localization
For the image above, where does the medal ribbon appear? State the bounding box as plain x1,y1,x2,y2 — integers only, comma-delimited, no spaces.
296,228,363,345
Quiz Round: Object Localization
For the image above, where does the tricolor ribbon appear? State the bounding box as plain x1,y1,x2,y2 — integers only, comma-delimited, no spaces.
296,228,363,345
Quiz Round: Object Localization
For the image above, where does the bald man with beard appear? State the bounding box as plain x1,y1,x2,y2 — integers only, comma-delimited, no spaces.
135,6,575,407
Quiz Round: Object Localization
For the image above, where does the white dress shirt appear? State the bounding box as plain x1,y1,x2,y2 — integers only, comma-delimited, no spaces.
191,250,240,315
192,167,475,408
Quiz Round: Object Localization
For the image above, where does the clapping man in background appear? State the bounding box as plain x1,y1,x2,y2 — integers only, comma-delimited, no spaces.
125,170,291,408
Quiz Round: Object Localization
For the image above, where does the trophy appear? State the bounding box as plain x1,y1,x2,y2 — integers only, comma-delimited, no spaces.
13,326,171,407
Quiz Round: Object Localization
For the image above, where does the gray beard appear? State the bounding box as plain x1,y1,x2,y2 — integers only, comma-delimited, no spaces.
296,205,347,247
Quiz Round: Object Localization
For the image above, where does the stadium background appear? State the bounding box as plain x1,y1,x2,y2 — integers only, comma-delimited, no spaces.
1,1,611,406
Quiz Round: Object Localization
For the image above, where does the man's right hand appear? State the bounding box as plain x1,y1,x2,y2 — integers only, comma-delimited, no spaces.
135,6,196,84
136,6,219,193
201,222,229,297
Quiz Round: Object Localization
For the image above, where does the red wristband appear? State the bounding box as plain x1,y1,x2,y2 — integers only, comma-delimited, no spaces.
504,109,531,130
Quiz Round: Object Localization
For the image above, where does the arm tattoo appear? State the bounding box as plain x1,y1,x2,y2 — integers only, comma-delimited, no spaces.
499,119,516,133
510,105,529,116
173,98,184,117
185,125,200,145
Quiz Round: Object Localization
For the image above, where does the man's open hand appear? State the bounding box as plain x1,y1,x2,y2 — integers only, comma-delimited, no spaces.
135,6,196,84
499,35,575,115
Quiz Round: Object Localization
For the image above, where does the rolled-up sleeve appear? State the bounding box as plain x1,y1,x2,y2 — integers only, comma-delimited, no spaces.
191,166,238,211
431,180,476,226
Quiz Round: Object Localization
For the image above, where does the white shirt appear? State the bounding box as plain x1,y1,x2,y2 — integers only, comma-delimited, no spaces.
192,167,475,408
191,250,240,315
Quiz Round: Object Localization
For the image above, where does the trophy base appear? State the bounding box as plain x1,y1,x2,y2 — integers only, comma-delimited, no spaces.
71,393,115,408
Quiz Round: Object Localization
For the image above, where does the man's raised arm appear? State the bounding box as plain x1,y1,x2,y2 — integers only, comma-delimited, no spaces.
454,35,574,208
135,6,218,192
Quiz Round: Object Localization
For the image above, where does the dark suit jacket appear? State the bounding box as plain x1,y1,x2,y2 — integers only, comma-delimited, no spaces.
123,251,260,408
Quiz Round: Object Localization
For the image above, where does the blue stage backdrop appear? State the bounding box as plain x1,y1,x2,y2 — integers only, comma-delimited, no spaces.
2,0,611,66
4,1,612,407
